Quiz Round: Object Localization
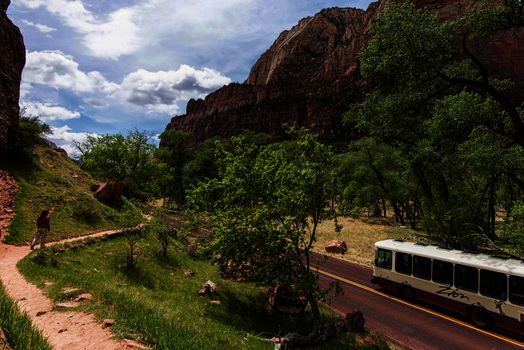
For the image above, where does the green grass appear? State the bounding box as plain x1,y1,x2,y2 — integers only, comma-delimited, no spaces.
18,236,389,350
0,282,52,350
5,145,122,245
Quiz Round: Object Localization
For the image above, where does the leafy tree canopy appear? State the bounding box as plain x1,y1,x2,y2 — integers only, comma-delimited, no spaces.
78,130,161,196
344,0,524,244
353,0,524,148
189,126,337,331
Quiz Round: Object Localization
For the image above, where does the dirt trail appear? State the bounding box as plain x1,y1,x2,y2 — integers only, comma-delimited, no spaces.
0,171,146,350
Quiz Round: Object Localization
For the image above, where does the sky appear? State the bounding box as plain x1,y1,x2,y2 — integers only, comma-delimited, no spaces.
8,0,374,156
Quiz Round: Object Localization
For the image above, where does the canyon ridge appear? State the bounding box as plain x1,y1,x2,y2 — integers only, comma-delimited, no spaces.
163,0,524,146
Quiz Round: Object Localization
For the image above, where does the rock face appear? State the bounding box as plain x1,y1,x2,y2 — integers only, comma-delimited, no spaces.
92,180,124,205
164,0,524,146
0,170,19,240
165,6,376,145
0,0,25,161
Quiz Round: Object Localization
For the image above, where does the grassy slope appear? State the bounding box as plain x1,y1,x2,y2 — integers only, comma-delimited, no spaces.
18,237,389,350
5,145,121,245
0,283,52,350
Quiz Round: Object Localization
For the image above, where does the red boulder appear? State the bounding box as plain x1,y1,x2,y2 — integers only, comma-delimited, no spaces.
325,240,348,254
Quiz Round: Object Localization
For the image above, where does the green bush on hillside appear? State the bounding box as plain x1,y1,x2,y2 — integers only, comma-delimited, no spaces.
72,196,103,225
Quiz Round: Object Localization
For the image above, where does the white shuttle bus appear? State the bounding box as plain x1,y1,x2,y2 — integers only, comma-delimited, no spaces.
372,239,524,333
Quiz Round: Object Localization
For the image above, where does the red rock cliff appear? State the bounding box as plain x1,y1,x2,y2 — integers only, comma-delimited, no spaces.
164,0,524,145
0,0,25,161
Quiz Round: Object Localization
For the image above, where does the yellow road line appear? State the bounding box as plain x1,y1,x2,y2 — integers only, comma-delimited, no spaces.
313,267,524,349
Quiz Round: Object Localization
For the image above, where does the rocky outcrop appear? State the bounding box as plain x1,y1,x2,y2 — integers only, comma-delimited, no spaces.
92,180,124,205
0,0,25,161
0,170,18,241
164,0,524,145
165,6,376,145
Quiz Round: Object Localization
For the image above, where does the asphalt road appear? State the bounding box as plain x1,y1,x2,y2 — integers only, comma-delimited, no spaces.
312,253,524,350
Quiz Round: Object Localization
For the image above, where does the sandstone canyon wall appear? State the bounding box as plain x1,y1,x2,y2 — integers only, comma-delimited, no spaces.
164,0,524,145
0,0,25,161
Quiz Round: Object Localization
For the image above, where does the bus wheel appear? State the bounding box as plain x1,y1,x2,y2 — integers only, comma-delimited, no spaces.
468,307,492,329
399,285,415,301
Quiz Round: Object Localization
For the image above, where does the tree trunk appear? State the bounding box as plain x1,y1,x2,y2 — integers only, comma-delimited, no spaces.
488,180,496,241
393,202,405,225
308,297,322,336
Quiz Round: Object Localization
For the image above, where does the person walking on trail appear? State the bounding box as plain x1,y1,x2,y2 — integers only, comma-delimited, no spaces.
31,210,50,250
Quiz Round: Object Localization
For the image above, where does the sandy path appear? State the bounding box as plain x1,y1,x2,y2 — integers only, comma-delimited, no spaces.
0,230,148,350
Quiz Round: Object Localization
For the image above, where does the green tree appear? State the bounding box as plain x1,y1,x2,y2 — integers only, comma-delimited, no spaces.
502,201,524,257
119,199,144,268
12,110,51,155
346,1,524,244
79,130,158,195
183,137,222,184
356,1,524,147
147,214,174,257
189,127,337,334
158,130,191,208
338,138,418,227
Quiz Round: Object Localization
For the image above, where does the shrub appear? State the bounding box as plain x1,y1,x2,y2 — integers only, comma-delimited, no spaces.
119,198,145,268
12,114,51,155
147,215,174,257
72,196,102,224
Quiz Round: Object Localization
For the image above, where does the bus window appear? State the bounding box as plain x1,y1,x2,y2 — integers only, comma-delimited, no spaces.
413,255,431,280
455,264,478,293
432,259,453,285
376,249,392,269
509,276,524,306
395,252,412,275
480,269,507,300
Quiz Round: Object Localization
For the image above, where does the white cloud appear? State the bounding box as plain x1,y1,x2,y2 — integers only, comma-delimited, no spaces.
16,0,274,60
17,0,139,59
25,101,81,121
17,0,97,32
47,125,96,158
23,50,117,94
22,20,57,33
82,7,141,60
21,50,231,117
117,65,231,114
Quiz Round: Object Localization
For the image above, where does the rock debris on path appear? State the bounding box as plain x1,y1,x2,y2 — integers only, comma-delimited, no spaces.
0,170,148,350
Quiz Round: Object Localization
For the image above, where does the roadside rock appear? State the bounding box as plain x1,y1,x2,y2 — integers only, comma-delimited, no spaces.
62,287,81,295
359,336,376,346
325,240,348,254
345,309,365,333
56,301,80,309
102,319,115,329
73,293,93,302
267,285,307,315
183,269,195,278
121,339,150,349
198,280,218,297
